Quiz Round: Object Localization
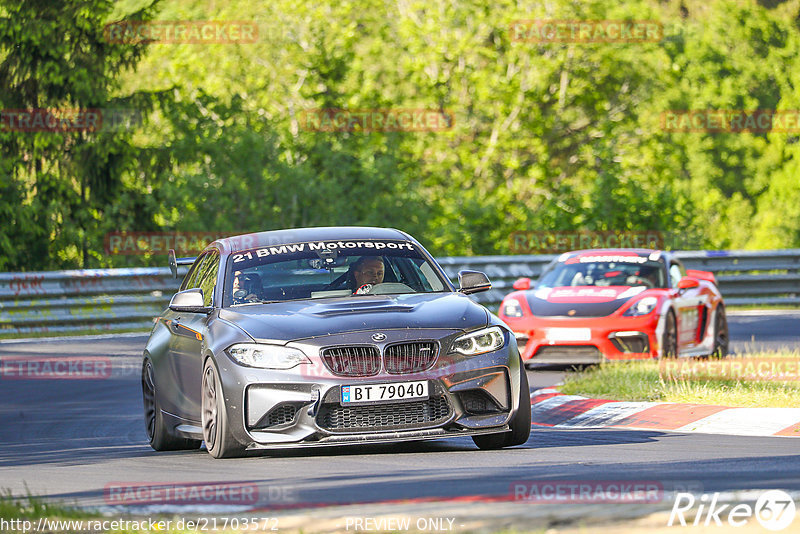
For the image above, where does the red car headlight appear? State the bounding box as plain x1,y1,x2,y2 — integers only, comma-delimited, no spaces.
623,296,658,317
500,298,524,318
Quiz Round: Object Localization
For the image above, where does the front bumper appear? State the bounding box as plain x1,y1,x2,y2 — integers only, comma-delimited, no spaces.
503,313,661,364
214,328,523,449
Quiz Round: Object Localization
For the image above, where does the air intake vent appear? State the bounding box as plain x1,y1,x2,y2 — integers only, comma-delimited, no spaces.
250,403,299,430
318,396,451,431
321,345,381,377
384,342,439,374
458,390,504,415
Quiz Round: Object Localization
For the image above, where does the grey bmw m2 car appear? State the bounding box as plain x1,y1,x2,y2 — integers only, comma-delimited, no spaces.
142,227,531,458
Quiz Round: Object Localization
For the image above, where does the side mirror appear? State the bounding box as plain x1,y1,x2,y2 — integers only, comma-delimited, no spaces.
169,288,212,314
168,249,198,279
677,277,700,290
686,269,717,286
168,249,178,279
512,277,532,291
458,270,492,295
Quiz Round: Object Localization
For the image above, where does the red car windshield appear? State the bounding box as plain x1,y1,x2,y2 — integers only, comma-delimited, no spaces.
538,257,667,289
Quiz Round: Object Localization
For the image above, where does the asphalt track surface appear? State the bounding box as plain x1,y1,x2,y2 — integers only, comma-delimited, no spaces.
1,311,799,519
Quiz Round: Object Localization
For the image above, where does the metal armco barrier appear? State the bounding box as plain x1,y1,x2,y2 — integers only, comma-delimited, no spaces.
1,250,798,335
0,268,187,335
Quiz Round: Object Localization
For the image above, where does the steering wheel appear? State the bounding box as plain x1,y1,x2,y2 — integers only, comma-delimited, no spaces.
353,283,373,295
626,275,654,288
233,289,260,304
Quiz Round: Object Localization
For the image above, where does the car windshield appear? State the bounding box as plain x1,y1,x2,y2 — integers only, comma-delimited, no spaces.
538,255,666,289
223,239,449,306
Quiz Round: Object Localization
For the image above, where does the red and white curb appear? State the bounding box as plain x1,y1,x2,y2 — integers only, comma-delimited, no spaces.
531,389,800,437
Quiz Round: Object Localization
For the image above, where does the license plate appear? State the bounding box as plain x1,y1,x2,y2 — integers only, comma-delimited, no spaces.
341,380,428,404
546,327,591,342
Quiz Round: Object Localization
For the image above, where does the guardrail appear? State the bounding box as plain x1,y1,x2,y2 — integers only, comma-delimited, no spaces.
1,250,798,335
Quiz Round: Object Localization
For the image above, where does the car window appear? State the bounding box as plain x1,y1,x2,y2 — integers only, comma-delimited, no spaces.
181,253,209,291
418,261,445,291
537,254,667,289
198,251,220,307
669,263,683,288
223,239,449,306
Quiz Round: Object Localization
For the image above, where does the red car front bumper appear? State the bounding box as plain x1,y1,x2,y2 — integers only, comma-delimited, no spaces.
501,313,662,364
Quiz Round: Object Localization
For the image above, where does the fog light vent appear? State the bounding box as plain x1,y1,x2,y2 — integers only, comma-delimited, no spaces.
609,331,649,353
458,390,503,415
252,404,299,429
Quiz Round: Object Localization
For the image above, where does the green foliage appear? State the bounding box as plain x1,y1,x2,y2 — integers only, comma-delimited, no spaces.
0,0,166,269
2,0,800,270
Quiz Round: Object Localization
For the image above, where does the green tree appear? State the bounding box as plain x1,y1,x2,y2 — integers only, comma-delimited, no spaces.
0,0,163,269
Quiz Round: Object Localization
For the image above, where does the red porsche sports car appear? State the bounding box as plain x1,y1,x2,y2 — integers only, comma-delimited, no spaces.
498,249,728,364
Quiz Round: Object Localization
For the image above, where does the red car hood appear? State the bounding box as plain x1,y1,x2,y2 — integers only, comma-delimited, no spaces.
525,285,649,317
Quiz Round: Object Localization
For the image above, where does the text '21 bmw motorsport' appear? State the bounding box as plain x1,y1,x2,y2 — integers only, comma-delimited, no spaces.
499,249,728,365
142,227,531,458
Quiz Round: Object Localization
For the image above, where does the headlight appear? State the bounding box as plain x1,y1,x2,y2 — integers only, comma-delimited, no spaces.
501,298,524,318
623,296,658,317
451,326,505,355
226,343,312,369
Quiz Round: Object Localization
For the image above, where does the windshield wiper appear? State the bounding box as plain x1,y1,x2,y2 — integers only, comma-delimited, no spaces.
231,300,280,306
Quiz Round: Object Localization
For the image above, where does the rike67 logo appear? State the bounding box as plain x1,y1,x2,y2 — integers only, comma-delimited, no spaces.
669,490,796,531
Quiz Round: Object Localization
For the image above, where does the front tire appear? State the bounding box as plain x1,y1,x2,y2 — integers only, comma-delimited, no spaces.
661,310,678,358
202,359,246,458
472,360,531,450
142,359,202,451
711,304,729,358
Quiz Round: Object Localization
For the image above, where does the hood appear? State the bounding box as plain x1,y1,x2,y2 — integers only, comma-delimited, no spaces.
525,286,647,317
218,292,488,341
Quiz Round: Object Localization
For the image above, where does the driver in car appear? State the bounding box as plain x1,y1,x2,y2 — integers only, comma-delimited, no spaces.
232,271,262,303
350,256,385,294
627,266,660,288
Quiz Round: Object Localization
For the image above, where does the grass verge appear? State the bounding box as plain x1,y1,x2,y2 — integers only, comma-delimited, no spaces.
0,491,98,532
0,491,251,533
559,351,800,407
